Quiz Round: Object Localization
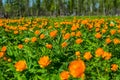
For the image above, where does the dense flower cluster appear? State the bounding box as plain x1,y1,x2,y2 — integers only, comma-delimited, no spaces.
0,17,120,80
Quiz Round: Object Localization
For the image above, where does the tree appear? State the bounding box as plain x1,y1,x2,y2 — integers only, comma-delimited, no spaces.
36,0,41,16
24,0,29,16
2,0,120,17
4,2,12,17
0,0,4,17
0,0,3,9
0,0,3,11
113,0,117,15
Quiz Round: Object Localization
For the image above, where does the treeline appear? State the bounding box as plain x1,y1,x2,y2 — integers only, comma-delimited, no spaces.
0,0,120,18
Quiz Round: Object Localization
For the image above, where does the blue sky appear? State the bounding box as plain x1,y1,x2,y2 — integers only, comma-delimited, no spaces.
2,0,6,4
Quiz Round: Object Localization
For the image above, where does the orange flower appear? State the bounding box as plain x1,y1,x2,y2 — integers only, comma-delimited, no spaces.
81,20,88,25
38,56,51,68
95,33,102,39
105,38,111,44
75,38,83,44
110,23,114,27
71,24,77,31
48,26,52,29
62,30,66,34
80,73,85,80
24,38,29,43
84,52,92,60
76,31,82,37
75,51,80,57
0,52,5,58
95,48,104,57
40,34,45,39
71,32,75,36
95,28,100,32
18,44,23,49
61,42,67,48
118,29,120,33
50,30,57,38
46,44,52,49
101,29,106,34
88,24,93,29
102,51,112,60
110,29,116,35
63,33,70,39
95,23,100,28
14,60,27,71
113,38,120,44
60,71,70,80
104,25,108,30
111,64,118,72
14,30,19,34
34,30,40,35
1,46,7,52
117,25,120,29
69,60,85,78
31,37,37,42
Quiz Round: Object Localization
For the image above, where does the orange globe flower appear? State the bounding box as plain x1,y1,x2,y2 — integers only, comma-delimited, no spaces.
75,51,80,57
118,29,120,33
34,30,40,35
111,64,118,72
1,46,7,52
40,34,45,39
46,44,52,49
24,38,29,43
81,20,88,25
105,38,111,44
101,29,106,34
14,60,27,71
63,33,70,40
61,42,67,48
71,32,75,36
113,38,120,44
102,51,112,60
95,48,104,57
110,23,114,27
0,52,5,58
88,24,93,29
18,44,23,49
84,52,92,60
62,30,66,34
38,56,51,68
95,33,102,39
31,37,37,42
69,60,85,78
76,31,82,37
48,26,52,29
75,38,83,44
110,29,116,35
60,71,70,80
14,30,19,34
71,24,77,31
95,28,100,32
104,25,108,30
50,30,57,38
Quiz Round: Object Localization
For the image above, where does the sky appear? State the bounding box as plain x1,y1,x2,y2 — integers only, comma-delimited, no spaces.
2,0,6,4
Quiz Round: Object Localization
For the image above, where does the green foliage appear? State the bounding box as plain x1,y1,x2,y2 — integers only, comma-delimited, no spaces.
0,17,120,80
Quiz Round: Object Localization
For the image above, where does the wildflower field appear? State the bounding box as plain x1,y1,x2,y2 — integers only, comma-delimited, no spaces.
0,17,120,80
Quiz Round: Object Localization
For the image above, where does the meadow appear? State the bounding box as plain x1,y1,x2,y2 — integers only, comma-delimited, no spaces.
0,16,120,80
